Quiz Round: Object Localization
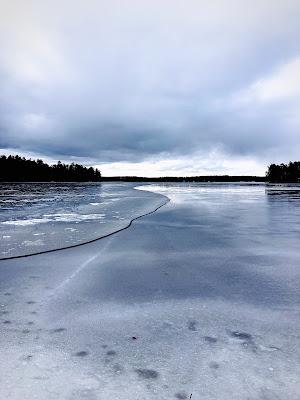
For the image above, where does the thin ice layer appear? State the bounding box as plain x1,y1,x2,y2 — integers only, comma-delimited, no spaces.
0,182,165,258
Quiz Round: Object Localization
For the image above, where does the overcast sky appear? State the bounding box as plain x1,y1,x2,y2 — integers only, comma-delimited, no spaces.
1,0,300,176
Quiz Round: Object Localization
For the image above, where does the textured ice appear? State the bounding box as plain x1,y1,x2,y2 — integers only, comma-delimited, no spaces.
0,182,165,258
2,218,52,226
22,239,45,247
0,183,299,399
43,212,106,222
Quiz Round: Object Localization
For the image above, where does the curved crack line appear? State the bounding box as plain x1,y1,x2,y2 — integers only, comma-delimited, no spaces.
0,195,170,262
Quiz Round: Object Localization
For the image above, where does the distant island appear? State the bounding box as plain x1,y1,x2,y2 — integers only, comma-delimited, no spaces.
1,155,299,183
0,155,101,182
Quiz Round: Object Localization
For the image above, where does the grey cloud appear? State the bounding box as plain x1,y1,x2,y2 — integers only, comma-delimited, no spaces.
0,0,300,168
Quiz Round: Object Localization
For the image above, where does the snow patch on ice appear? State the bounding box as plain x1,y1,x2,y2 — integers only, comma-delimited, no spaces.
43,213,105,222
2,213,106,227
2,218,51,226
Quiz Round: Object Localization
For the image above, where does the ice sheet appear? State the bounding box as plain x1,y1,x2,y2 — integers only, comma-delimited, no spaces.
0,183,299,399
0,182,165,258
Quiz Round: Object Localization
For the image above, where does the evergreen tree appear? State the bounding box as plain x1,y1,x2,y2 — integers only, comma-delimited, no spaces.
266,162,300,183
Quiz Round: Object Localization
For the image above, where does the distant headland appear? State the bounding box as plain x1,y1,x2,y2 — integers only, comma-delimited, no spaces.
0,155,299,183
266,162,300,183
0,155,101,182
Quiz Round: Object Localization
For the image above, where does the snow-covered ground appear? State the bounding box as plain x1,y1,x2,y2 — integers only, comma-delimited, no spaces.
0,182,299,399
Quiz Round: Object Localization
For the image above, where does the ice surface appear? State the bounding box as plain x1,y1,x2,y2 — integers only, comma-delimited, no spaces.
0,182,165,258
0,183,299,399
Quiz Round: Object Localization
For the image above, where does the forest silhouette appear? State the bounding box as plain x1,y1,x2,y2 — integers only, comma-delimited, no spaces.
0,155,101,182
266,162,300,183
1,155,299,183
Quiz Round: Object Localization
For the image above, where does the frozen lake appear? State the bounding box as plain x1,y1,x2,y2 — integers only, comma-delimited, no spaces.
0,182,299,399
0,182,165,258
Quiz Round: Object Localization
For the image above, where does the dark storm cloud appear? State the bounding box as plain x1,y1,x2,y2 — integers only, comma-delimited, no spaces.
0,0,300,173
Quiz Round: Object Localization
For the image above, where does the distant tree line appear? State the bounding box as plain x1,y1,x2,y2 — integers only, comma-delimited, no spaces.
2,154,298,183
266,162,300,183
101,175,266,182
0,155,101,182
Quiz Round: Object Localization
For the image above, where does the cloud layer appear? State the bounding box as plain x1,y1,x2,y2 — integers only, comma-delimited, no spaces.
1,0,300,175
